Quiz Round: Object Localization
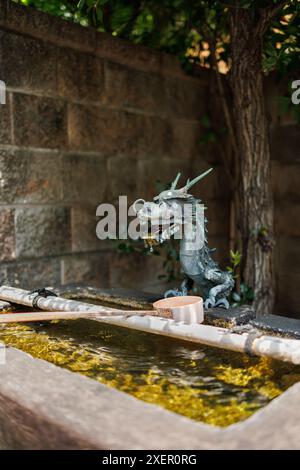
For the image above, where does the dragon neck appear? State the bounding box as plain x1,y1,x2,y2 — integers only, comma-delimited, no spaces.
179,197,208,255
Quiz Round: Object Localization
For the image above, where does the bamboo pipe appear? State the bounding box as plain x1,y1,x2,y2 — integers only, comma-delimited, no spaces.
0,286,158,316
1,286,300,365
2,309,300,364
0,286,121,314
96,314,300,365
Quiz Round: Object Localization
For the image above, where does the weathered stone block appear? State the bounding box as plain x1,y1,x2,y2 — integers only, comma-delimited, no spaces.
68,104,146,156
57,47,104,101
205,306,255,327
96,32,164,74
0,92,11,144
142,114,204,161
266,77,297,127
5,0,96,52
275,236,300,315
275,202,300,237
13,93,67,149
0,148,62,204
170,119,202,161
62,153,106,204
137,157,190,200
107,155,138,202
272,161,300,202
250,314,300,339
109,251,165,292
128,110,151,156
1,257,61,290
207,235,229,267
68,104,113,153
205,200,230,238
164,76,208,119
191,160,230,201
72,206,104,253
104,61,164,113
0,31,57,93
61,252,110,286
15,207,71,258
95,30,195,79
0,208,15,261
62,107,187,162
141,114,179,160
271,125,300,162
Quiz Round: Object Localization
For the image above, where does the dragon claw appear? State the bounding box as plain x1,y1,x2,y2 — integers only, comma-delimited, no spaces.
164,289,184,298
204,298,215,309
215,298,230,309
204,297,230,309
164,281,188,299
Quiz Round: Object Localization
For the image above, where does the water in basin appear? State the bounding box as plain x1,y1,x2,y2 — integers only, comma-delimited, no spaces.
1,304,300,427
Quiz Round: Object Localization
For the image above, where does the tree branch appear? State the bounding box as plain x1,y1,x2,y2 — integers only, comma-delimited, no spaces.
102,2,113,33
255,0,291,37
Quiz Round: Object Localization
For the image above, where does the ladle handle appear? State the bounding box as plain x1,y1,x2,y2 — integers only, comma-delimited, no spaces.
0,309,159,324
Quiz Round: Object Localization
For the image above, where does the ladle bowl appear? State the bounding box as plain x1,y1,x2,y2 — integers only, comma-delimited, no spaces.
153,296,204,324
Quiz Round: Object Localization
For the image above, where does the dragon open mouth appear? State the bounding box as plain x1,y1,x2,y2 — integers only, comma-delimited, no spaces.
143,222,178,251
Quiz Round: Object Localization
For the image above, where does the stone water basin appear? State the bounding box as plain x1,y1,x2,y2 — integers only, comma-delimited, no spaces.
1,297,300,428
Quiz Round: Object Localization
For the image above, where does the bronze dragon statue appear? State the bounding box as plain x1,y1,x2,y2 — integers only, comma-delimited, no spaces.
134,169,234,309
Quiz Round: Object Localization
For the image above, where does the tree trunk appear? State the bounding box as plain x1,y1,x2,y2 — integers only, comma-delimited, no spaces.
229,9,275,315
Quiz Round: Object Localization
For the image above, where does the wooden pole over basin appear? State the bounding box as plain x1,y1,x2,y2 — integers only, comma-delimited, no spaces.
1,286,300,365
0,310,156,324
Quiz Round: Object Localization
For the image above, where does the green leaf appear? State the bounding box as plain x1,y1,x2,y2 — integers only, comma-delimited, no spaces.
77,0,85,10
199,130,217,144
246,288,255,301
96,7,103,23
201,115,211,128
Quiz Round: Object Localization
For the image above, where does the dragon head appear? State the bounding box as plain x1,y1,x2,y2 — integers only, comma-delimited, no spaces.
133,168,212,250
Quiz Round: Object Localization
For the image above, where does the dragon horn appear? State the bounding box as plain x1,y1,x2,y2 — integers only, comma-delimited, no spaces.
171,172,181,189
183,168,213,191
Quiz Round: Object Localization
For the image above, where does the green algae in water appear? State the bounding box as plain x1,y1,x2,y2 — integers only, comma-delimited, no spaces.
1,319,300,427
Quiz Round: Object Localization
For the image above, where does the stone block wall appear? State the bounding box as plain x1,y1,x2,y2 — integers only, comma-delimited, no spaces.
267,79,300,315
0,0,220,294
0,1,299,314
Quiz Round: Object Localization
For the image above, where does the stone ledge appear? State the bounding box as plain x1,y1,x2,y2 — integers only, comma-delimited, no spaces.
250,314,300,339
53,284,162,309
0,257,61,290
